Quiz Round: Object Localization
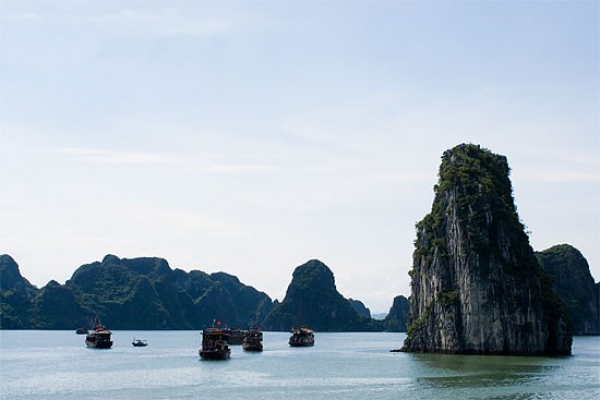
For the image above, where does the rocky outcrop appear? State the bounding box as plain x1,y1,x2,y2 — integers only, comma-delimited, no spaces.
210,272,275,327
402,144,572,355
34,280,91,329
349,298,371,318
261,259,371,331
383,295,409,332
536,244,599,335
0,255,38,328
0,254,37,295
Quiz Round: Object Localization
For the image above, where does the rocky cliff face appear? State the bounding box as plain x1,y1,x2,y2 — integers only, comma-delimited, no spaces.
536,244,599,335
402,144,572,355
0,255,38,328
261,259,371,331
0,254,37,295
383,295,409,332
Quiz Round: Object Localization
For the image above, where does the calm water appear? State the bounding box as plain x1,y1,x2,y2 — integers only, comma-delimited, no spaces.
1,331,598,399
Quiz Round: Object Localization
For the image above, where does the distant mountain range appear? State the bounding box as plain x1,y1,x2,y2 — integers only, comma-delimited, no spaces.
0,255,408,332
0,254,274,330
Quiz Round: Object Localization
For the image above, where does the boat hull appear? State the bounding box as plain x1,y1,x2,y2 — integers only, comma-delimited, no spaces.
199,349,231,360
242,342,263,351
289,341,314,347
86,339,113,349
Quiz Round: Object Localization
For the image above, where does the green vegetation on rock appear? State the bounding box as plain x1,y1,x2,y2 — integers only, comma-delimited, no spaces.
403,144,572,355
0,254,272,330
261,260,372,332
1,254,383,332
383,295,409,332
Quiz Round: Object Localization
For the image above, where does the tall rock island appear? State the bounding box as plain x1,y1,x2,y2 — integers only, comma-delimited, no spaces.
401,144,572,355
383,295,409,332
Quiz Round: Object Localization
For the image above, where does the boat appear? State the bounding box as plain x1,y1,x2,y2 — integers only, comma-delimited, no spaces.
199,327,231,360
242,327,263,352
132,338,148,347
75,327,88,334
228,328,244,345
289,327,315,347
85,314,113,349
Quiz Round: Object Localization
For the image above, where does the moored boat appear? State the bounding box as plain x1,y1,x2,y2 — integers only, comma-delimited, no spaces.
289,327,314,347
228,328,244,345
85,314,113,349
242,327,263,352
132,338,148,347
199,327,231,360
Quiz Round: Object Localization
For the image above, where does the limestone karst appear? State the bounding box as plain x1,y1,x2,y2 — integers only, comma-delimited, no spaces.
401,144,572,355
536,244,599,335
261,259,371,331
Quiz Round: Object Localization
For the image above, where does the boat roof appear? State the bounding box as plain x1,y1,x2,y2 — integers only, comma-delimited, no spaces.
203,328,230,334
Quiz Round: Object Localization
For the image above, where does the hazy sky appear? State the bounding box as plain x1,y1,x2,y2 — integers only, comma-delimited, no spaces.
1,0,598,313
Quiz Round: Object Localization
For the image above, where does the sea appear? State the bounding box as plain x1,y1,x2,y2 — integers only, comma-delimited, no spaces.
1,331,598,400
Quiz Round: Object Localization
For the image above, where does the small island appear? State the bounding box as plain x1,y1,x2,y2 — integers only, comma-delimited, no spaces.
401,144,572,355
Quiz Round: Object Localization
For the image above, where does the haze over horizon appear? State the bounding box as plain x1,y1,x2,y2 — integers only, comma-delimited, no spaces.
1,0,598,313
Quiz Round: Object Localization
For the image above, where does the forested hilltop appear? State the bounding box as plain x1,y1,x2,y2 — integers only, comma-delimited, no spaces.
262,259,372,331
0,254,273,330
0,254,408,331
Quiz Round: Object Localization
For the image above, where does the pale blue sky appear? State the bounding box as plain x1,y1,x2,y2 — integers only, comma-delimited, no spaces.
1,0,598,312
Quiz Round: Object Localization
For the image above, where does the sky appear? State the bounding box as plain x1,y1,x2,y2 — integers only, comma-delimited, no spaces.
1,0,598,313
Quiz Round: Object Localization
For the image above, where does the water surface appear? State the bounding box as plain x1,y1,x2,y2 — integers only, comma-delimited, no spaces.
1,331,598,399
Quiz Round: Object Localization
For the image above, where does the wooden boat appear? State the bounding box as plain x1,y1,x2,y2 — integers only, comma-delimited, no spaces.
242,327,263,352
85,314,113,349
199,327,231,360
132,338,148,347
289,327,314,347
228,328,244,345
